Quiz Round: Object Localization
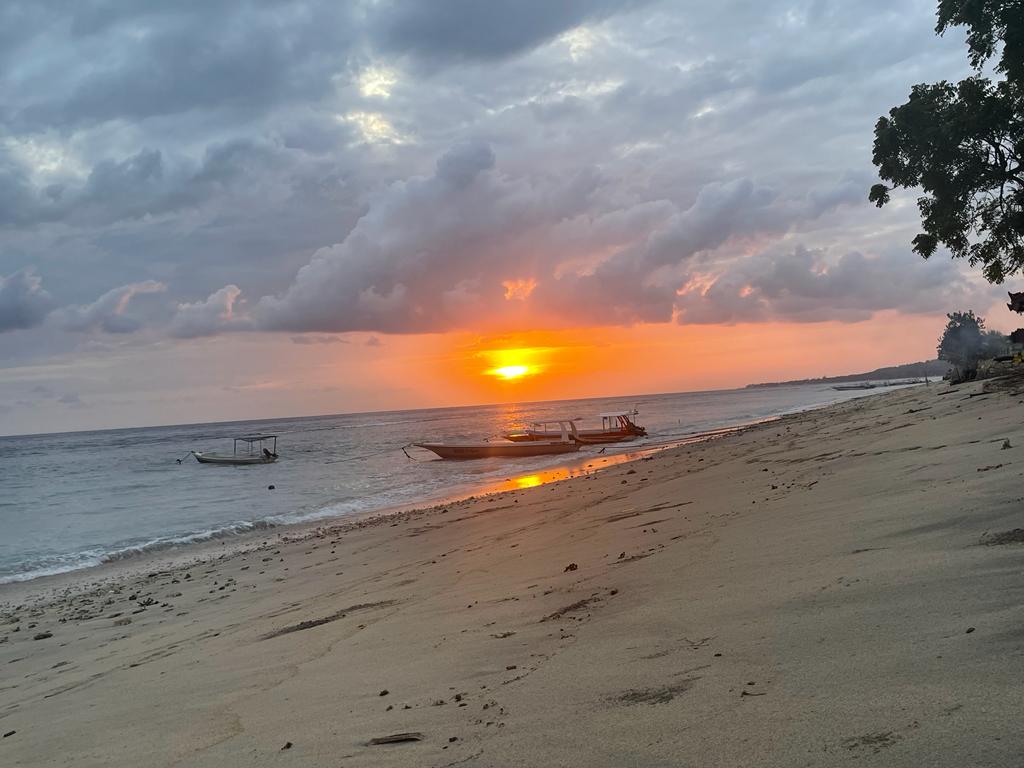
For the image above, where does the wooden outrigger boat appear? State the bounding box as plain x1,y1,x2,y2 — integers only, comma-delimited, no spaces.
192,435,279,465
415,421,580,460
504,410,646,444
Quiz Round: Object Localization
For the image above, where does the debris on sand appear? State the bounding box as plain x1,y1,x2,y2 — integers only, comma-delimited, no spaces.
614,677,699,705
32,632,53,640
261,600,396,640
1001,439,1012,450
541,596,599,622
563,563,578,573
981,529,1024,545
280,742,292,750
368,732,423,745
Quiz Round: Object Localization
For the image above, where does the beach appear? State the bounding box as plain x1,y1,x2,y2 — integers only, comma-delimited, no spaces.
2,380,1023,767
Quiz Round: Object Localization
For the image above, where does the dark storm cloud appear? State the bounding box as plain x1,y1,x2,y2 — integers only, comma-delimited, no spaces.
0,270,53,332
0,140,283,229
370,0,649,63
4,2,358,131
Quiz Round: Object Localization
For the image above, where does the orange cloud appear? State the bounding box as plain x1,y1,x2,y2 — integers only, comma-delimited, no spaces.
502,278,537,301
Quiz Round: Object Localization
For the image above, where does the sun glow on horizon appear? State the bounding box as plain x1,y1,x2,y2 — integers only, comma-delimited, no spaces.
489,364,530,379
479,346,551,382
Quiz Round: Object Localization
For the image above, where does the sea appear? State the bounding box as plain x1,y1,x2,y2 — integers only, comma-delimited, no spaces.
0,384,902,584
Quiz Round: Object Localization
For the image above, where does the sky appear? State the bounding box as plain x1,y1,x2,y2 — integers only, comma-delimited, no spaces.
0,0,1014,435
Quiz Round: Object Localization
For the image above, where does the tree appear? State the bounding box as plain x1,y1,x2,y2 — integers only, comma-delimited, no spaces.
870,2,1024,283
983,327,1010,356
937,310,988,381
935,0,1024,83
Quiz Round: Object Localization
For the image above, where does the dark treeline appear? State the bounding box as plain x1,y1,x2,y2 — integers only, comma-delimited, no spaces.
747,360,949,389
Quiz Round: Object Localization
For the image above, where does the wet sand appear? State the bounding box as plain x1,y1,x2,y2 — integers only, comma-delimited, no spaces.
2,380,1023,766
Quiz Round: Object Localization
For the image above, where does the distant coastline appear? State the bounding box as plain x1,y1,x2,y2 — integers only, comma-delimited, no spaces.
746,359,950,388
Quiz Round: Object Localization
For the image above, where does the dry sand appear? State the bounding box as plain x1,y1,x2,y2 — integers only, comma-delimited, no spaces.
2,380,1024,767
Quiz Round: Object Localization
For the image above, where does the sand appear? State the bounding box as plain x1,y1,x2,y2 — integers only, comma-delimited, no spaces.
2,380,1024,767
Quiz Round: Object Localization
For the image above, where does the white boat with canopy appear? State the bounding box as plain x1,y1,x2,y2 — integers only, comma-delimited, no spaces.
192,435,279,465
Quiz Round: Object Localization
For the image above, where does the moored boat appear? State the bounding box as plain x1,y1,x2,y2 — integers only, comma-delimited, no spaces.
504,410,646,444
192,435,279,465
415,421,580,460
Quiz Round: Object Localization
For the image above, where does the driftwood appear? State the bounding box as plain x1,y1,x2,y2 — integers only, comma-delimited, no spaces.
368,732,424,745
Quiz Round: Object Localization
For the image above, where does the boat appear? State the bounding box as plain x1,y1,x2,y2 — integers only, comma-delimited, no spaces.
504,410,647,444
415,421,581,460
192,435,279,465
832,383,877,391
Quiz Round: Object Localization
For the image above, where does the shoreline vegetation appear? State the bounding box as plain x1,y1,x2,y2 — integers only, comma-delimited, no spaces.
2,378,1023,765
746,359,950,388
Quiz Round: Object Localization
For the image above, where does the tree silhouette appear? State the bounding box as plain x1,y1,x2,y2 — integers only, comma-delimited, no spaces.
871,2,1024,283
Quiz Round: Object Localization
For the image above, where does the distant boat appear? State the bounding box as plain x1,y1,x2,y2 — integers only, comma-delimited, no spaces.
415,421,581,460
834,378,928,391
504,410,647,444
193,435,279,465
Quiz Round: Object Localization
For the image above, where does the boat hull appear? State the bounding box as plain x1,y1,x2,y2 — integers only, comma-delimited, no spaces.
193,452,277,465
504,428,644,444
414,441,580,460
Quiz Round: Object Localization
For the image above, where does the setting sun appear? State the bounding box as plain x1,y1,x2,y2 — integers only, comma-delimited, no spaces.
478,345,553,383
490,364,530,379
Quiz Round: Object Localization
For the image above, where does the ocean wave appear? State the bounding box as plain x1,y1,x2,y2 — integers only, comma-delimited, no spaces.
0,519,283,584
98,519,281,563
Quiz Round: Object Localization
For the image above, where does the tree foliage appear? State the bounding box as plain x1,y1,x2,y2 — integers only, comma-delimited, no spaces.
936,0,1024,82
871,1,1024,283
982,327,1011,355
937,310,989,379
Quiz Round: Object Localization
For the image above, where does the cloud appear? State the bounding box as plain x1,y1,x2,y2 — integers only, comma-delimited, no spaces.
6,3,358,131
290,335,349,345
52,280,166,333
674,246,996,325
1,140,282,229
249,142,890,334
0,270,54,332
369,0,649,64
253,140,595,333
0,0,984,358
171,285,250,338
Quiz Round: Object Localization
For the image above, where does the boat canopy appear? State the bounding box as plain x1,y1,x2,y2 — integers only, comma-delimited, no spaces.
233,434,278,455
519,420,579,440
